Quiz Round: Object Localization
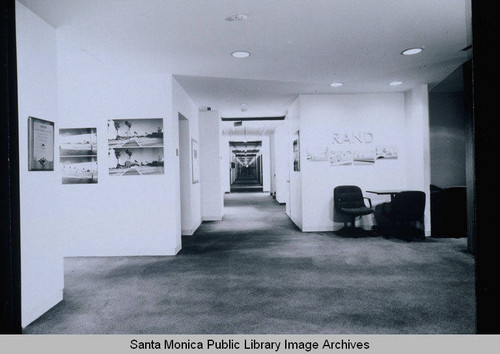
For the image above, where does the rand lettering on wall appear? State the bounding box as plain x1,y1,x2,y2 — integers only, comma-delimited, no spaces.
332,131,374,145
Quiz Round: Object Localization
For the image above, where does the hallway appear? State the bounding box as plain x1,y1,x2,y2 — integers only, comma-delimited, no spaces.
23,193,475,334
230,175,263,193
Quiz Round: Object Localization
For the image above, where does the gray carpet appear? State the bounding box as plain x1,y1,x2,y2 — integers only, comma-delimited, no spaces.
23,192,476,334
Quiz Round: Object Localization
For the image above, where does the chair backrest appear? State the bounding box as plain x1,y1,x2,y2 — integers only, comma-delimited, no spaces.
390,191,426,221
334,185,365,212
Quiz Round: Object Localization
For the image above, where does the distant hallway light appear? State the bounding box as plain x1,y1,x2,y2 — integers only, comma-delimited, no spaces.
329,82,344,87
389,81,403,86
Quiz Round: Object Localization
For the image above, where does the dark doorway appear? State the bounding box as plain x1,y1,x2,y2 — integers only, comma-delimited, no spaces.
229,140,264,193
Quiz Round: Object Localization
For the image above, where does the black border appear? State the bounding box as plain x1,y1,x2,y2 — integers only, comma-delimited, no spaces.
471,0,498,334
0,0,497,335
0,0,22,334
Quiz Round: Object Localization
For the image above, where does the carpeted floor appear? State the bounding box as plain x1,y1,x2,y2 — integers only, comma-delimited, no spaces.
230,176,263,192
23,192,476,334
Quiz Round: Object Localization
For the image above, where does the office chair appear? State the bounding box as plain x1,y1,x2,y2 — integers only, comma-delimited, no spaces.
333,185,374,237
374,191,426,241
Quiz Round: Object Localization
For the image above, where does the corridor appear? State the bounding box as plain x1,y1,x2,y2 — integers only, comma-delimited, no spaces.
23,193,475,334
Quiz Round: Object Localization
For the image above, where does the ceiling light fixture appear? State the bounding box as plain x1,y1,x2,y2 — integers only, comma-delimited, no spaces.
329,82,344,87
231,51,251,58
401,47,423,56
389,81,403,86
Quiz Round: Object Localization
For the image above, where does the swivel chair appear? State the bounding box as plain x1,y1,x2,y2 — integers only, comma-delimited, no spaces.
333,185,374,237
374,191,426,241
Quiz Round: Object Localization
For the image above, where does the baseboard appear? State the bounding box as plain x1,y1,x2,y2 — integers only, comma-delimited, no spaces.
22,288,63,328
202,216,223,221
168,244,182,256
182,220,201,236
289,215,303,230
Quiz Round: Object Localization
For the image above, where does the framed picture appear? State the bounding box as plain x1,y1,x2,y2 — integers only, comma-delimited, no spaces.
293,130,300,172
59,128,98,184
191,138,200,184
107,118,164,176
28,116,55,171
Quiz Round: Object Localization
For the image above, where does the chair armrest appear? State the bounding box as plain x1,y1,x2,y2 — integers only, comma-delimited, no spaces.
363,197,372,208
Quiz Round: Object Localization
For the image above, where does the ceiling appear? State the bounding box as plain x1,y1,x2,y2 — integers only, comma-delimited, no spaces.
20,0,472,126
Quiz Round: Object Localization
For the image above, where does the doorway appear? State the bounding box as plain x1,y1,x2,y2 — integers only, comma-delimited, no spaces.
178,113,191,235
229,140,263,193
428,61,474,253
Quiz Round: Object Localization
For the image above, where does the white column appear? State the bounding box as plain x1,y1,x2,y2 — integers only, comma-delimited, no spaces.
199,110,224,220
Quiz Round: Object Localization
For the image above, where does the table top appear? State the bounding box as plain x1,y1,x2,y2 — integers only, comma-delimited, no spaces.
366,190,404,195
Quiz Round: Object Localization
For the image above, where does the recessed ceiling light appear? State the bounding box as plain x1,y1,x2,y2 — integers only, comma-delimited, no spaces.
389,81,403,86
401,47,423,55
329,82,344,87
231,51,251,58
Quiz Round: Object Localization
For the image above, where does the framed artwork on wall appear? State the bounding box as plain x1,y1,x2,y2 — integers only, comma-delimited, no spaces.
28,116,55,171
59,128,98,184
293,130,300,172
191,138,200,184
107,118,164,176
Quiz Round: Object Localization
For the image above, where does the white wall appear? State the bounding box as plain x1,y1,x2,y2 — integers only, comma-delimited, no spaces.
221,135,231,193
16,2,64,327
261,135,271,193
56,28,181,256
178,116,192,234
173,78,201,236
272,123,290,204
404,85,431,234
285,92,431,233
287,97,302,228
199,111,224,220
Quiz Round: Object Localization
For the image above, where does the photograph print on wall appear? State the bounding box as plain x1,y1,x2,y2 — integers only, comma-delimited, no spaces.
376,145,398,159
107,118,164,176
108,118,164,176
329,150,353,166
352,149,376,165
107,118,163,148
59,128,98,184
108,147,164,176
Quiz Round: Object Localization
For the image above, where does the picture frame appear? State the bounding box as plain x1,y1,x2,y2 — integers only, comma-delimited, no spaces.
293,130,300,172
59,127,98,184
107,118,164,176
28,116,55,171
191,138,200,184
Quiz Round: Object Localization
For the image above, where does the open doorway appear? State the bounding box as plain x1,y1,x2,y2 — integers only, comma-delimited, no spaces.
178,113,192,235
229,140,264,193
428,60,474,253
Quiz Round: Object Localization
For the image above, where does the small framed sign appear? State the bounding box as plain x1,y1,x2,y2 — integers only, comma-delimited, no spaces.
28,116,55,171
191,138,200,184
